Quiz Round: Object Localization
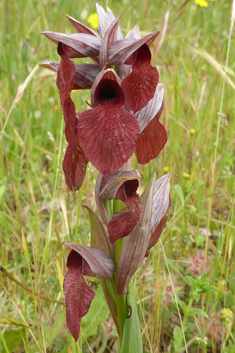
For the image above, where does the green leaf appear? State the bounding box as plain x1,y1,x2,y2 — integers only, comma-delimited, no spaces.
187,273,217,302
196,234,205,247
172,298,187,313
121,285,143,353
173,326,184,353
186,308,209,318
44,309,66,346
29,309,66,352
81,287,109,340
0,185,6,198
223,340,235,353
1,329,24,353
173,184,184,205
173,325,181,342
187,181,204,194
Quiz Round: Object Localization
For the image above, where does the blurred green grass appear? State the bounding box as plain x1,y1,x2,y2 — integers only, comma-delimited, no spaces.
0,0,235,352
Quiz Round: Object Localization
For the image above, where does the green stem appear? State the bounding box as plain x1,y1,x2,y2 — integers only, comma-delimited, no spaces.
110,199,129,350
115,237,128,349
177,297,194,348
116,292,127,350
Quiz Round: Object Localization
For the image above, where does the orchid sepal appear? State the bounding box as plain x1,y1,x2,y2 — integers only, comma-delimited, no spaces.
99,170,141,201
85,205,114,258
66,13,99,37
41,31,101,58
116,174,155,295
134,84,164,133
108,30,160,65
64,241,115,279
96,3,123,40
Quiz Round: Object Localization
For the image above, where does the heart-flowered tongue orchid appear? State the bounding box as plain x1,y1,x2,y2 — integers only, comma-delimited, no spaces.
40,3,171,349
40,3,167,190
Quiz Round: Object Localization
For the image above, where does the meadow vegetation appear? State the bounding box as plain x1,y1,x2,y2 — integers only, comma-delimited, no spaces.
0,0,235,352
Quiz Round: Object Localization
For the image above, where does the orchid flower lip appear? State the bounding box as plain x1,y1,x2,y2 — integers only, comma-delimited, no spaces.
94,78,125,106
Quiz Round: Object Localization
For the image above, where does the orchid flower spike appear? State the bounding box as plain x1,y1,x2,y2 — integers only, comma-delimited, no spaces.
40,3,166,190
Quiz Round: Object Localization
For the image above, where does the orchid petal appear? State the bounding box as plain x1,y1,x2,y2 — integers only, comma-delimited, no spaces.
64,242,115,279
56,44,88,189
84,206,117,327
96,3,115,37
66,14,100,37
115,25,140,78
40,60,100,89
96,3,123,40
108,193,141,243
135,111,167,164
116,64,132,81
56,51,77,141
152,173,171,232
90,68,121,107
116,175,155,295
134,84,164,132
73,63,101,89
100,15,122,68
63,250,95,341
121,44,159,112
39,60,59,72
63,145,88,191
41,31,101,58
126,24,141,41
146,174,171,252
56,44,77,146
77,104,139,178
99,170,140,201
84,205,113,258
147,215,167,253
108,30,159,65
77,77,140,177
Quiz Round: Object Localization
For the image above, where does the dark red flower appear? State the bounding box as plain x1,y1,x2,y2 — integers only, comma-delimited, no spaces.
107,190,141,244
116,173,171,295
135,104,167,164
41,4,166,189
56,43,88,191
63,242,115,341
121,44,159,113
96,170,141,243
77,70,140,178
63,250,95,341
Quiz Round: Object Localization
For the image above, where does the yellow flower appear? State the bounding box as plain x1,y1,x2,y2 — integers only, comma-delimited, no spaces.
190,128,195,135
164,166,169,173
195,0,209,7
221,308,233,323
202,167,206,172
183,173,191,179
87,13,99,29
168,84,173,90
